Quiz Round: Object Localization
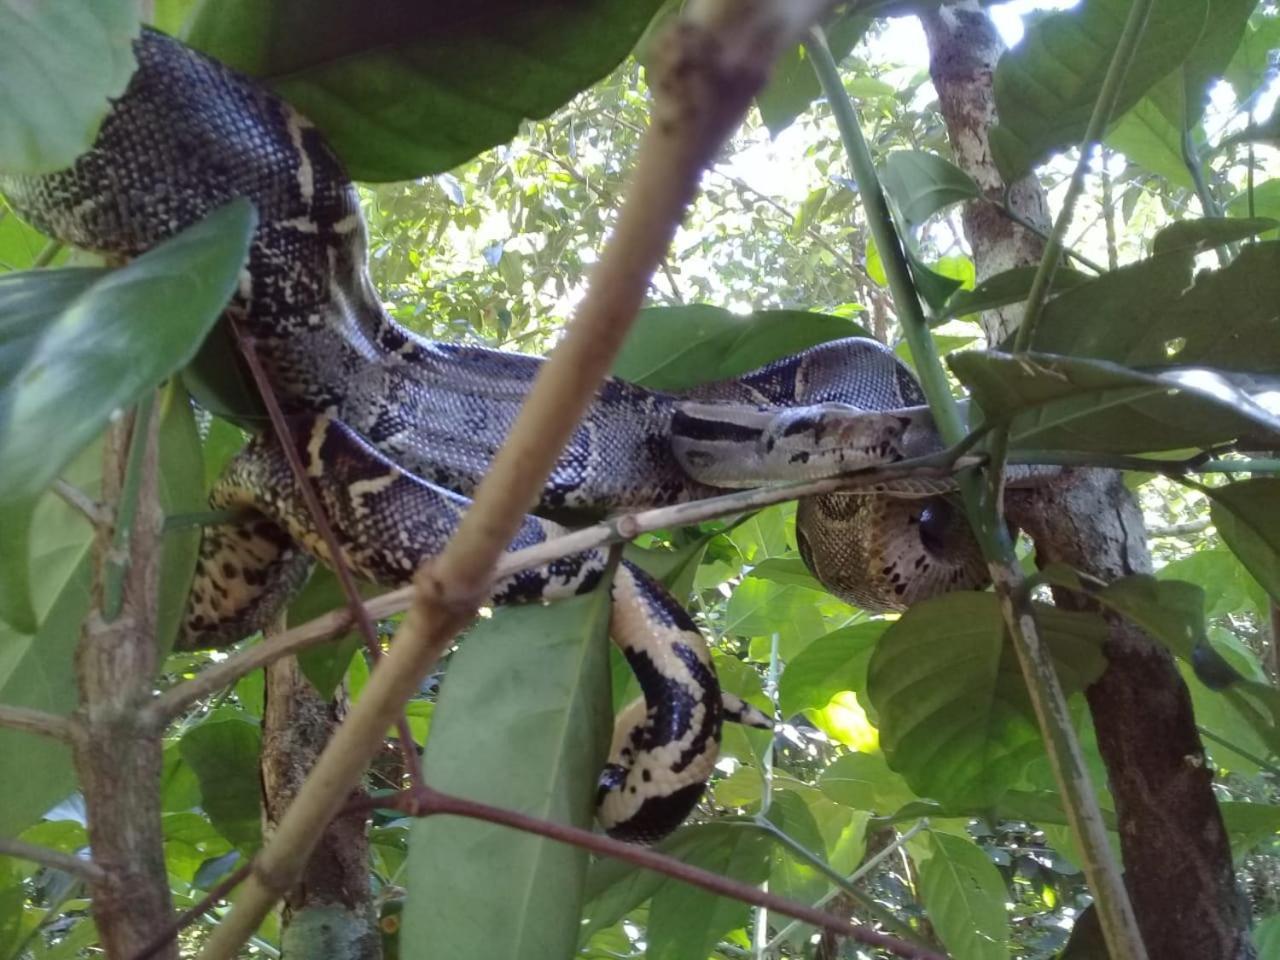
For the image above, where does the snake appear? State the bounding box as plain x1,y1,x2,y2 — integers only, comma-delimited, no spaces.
0,28,990,842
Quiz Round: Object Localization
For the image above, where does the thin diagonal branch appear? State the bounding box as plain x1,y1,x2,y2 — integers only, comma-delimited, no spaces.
0,704,74,741
0,836,107,884
152,451,975,723
231,324,423,787
357,786,946,960
196,5,843,955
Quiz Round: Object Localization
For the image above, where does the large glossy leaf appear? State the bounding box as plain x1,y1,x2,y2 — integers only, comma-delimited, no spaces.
911,831,1009,960
1207,479,1280,606
644,823,772,960
777,621,887,719
0,388,203,838
941,264,1090,323
880,151,980,230
404,588,612,960
951,350,1280,454
185,0,664,182
1030,239,1280,372
613,306,871,391
0,200,255,505
818,751,917,816
0,1,138,174
990,0,1210,179
1255,913,1280,957
755,12,872,136
177,710,263,852
867,593,1107,808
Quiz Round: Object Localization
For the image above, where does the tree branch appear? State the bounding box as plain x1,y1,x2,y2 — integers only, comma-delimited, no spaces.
195,5,842,956
0,704,74,742
0,836,107,883
152,452,974,723
233,323,423,787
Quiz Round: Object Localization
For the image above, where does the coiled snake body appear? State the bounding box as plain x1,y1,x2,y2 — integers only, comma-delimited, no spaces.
2,30,987,841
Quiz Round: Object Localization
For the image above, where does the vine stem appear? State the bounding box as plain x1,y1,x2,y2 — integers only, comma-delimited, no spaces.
195,5,843,956
806,18,1151,960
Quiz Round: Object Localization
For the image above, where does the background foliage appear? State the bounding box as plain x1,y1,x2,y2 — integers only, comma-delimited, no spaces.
2,0,1280,958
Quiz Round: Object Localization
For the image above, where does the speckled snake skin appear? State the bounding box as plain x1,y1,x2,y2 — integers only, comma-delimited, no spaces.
1,29,988,841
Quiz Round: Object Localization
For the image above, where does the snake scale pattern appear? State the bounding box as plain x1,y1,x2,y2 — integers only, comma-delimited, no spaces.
1,29,989,841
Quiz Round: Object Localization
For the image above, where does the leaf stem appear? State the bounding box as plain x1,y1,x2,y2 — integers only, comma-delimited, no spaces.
0,836,107,883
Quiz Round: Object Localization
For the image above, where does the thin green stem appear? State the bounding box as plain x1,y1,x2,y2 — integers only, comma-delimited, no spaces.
1196,725,1280,779
750,818,930,949
102,394,156,622
991,199,1107,274
32,239,63,268
1181,128,1235,266
809,16,1152,960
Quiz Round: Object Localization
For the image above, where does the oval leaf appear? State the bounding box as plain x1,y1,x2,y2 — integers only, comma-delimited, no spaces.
0,1,138,174
404,587,612,960
0,200,256,504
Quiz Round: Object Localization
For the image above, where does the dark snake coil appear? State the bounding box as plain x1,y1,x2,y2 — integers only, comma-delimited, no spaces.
0,29,989,841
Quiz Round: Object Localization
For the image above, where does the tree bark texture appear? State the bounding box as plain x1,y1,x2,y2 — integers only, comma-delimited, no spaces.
918,0,1050,345
920,4,1254,958
72,409,176,959
261,657,380,960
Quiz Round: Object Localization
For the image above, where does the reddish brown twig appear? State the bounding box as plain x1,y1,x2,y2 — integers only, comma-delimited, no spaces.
356,786,944,960
233,322,423,788
131,860,254,960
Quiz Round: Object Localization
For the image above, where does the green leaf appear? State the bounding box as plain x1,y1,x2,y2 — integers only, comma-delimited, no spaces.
755,12,872,136
1255,912,1280,957
613,306,871,391
187,0,665,182
778,622,887,718
0,442,99,838
0,200,256,505
0,1,138,174
990,0,1210,179
0,504,36,634
1207,479,1280,605
288,567,384,700
941,264,1090,323
178,710,263,852
155,380,204,655
867,593,1106,808
880,151,980,230
645,823,772,960
404,588,612,960
1030,240,1280,372
950,350,1280,454
912,831,1009,960
1219,801,1280,859
818,751,917,815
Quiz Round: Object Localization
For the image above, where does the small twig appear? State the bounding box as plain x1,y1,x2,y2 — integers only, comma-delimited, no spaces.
32,239,63,268
763,821,929,952
131,861,254,960
382,786,945,960
1147,517,1212,538
0,704,74,741
52,479,108,526
233,323,424,788
152,452,975,721
0,836,107,883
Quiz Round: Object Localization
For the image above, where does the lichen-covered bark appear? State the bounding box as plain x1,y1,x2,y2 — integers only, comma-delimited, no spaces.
73,410,176,959
921,4,1253,957
261,657,380,960
919,1,1050,345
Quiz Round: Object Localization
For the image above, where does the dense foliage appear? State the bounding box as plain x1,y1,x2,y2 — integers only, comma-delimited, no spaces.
2,1,1280,958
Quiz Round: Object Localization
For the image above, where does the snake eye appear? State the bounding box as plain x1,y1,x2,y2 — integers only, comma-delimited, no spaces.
917,498,954,555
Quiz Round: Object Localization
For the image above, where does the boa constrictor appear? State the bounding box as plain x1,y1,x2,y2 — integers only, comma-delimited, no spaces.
1,29,987,842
